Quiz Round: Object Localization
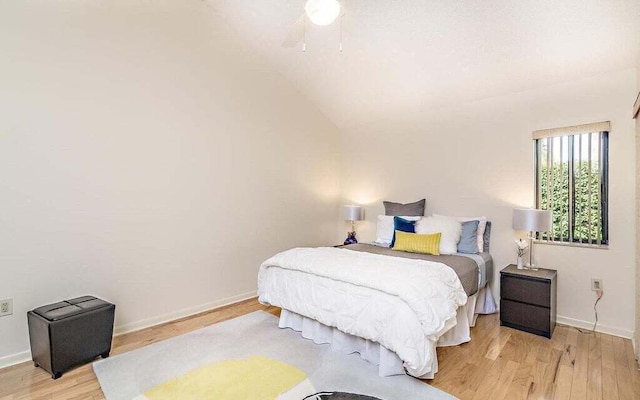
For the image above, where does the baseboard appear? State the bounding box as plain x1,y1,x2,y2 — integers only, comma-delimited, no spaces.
0,351,32,370
113,291,258,335
0,291,257,370
556,315,634,339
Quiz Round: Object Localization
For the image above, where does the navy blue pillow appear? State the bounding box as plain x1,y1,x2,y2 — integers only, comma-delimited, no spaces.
391,217,417,247
458,220,480,254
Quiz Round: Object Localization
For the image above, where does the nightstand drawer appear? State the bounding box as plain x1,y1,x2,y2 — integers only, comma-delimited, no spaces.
501,274,551,307
500,299,550,333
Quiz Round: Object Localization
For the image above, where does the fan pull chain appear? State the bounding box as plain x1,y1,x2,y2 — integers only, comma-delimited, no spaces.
339,12,343,52
302,15,307,52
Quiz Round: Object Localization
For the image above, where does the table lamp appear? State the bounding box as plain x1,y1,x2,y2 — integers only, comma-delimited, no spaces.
512,208,552,269
343,205,363,245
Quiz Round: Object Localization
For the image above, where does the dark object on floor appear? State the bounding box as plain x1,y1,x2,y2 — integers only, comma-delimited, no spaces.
304,392,383,400
27,295,115,379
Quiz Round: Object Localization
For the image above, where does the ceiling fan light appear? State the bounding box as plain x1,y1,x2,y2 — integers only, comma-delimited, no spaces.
305,0,341,26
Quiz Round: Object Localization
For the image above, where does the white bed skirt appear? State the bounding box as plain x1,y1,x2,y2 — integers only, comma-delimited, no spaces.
279,285,497,379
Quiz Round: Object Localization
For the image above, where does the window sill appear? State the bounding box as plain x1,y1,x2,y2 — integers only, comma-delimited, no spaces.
534,240,608,250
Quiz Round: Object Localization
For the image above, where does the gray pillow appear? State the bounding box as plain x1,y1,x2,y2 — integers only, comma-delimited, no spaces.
458,220,480,254
383,199,426,216
483,221,492,252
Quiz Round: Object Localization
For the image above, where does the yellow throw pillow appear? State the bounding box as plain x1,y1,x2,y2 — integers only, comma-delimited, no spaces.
393,231,441,255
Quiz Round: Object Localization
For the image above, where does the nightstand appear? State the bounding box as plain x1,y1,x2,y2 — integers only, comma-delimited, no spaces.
500,264,557,338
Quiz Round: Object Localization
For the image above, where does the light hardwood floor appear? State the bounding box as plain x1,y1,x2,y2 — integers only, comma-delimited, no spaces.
1,298,639,400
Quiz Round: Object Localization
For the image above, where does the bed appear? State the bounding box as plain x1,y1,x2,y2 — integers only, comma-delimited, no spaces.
258,218,497,379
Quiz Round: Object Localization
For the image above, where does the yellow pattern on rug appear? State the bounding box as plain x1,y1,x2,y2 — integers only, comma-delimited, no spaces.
143,355,307,400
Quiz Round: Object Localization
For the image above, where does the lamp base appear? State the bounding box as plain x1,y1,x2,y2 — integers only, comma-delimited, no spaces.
527,232,539,270
524,264,539,271
343,231,358,245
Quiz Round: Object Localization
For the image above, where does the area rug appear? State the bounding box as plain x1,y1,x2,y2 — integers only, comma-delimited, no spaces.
93,311,456,400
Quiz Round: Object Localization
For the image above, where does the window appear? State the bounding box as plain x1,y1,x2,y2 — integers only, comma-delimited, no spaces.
534,121,609,246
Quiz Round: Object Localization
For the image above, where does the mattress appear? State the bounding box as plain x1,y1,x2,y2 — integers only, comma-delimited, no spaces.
341,243,492,296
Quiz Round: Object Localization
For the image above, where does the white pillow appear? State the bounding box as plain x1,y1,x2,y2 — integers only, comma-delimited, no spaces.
375,215,421,246
434,214,487,252
415,216,462,255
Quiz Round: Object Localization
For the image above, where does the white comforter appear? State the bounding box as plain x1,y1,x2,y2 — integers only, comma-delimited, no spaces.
257,247,467,377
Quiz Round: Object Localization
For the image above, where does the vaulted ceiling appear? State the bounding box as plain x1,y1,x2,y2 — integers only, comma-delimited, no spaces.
210,1,640,130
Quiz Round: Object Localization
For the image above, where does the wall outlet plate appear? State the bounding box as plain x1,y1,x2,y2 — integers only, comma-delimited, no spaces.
0,298,13,317
591,278,603,291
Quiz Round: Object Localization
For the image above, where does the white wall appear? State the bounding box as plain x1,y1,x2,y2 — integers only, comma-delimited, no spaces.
340,69,637,338
0,1,340,364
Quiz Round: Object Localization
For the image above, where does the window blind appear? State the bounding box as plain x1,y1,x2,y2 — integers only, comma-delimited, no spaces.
532,121,611,140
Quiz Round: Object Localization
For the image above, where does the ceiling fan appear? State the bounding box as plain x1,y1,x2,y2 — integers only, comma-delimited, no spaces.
282,0,345,51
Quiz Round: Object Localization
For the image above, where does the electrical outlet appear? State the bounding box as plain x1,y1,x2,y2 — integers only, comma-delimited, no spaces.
0,298,13,317
591,278,603,292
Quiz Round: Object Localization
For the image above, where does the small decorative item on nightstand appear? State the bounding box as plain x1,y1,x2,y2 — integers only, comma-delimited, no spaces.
515,239,528,269
342,205,363,245
500,265,557,338
344,231,358,245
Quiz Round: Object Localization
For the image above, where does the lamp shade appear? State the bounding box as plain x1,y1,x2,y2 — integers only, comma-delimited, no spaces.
305,0,341,26
342,205,363,221
512,208,552,232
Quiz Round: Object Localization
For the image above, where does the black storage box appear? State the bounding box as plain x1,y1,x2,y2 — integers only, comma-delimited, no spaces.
27,296,115,379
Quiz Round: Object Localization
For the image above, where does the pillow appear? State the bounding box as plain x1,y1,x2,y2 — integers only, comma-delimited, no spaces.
434,214,487,253
458,220,480,254
375,215,421,246
390,217,417,247
383,199,426,216
414,216,462,255
483,221,492,252
393,231,441,255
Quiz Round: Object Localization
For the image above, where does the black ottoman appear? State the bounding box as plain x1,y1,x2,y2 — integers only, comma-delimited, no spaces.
27,296,115,379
